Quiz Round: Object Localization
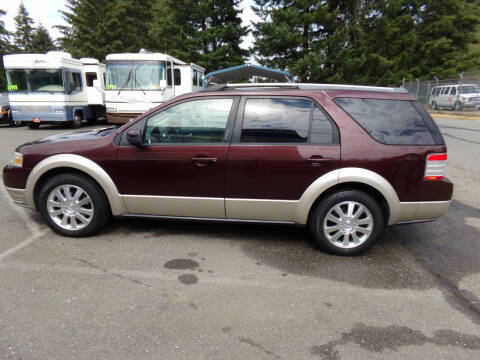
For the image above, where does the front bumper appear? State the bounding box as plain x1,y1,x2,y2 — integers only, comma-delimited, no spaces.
12,112,73,123
5,187,28,207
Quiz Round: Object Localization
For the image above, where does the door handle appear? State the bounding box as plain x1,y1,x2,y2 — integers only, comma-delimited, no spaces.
306,156,334,163
192,156,217,166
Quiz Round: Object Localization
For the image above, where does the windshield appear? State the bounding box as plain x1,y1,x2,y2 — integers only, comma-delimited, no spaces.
459,86,480,94
106,60,166,91
6,69,65,92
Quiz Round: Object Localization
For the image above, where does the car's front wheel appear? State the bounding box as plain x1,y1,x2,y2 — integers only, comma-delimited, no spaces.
309,190,384,255
38,173,110,237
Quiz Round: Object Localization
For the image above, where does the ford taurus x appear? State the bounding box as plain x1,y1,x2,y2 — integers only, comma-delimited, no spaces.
3,84,453,255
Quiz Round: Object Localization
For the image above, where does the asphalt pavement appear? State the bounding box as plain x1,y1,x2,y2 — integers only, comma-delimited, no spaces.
0,119,479,360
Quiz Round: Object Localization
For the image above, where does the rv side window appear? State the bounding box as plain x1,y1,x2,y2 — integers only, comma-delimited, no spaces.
174,69,181,86
66,71,82,92
193,70,198,86
86,72,97,87
166,62,172,87
451,87,457,95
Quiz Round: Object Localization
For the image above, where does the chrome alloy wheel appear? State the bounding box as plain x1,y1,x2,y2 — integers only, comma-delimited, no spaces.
323,201,373,249
46,185,94,231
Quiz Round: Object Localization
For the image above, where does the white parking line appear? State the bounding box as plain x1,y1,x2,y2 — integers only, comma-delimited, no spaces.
0,183,47,261
0,229,49,262
0,185,43,234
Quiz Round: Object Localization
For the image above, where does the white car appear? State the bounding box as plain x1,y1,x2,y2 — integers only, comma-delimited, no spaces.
429,84,480,110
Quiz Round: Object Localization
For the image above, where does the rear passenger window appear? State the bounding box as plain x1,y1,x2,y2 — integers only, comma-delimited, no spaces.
311,105,335,144
334,98,435,145
241,98,311,143
451,87,456,95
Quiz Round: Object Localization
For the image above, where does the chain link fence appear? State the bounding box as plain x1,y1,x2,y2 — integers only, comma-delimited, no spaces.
401,72,480,117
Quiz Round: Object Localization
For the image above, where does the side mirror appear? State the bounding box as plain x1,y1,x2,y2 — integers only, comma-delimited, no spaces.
93,79,100,89
126,129,142,146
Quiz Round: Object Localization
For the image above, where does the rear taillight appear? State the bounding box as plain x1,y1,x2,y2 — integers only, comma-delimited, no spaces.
424,153,447,180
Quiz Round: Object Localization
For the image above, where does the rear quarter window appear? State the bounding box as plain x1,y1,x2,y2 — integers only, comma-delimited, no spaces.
334,98,438,145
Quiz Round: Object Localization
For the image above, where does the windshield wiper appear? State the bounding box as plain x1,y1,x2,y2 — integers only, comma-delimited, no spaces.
134,75,146,96
118,68,133,95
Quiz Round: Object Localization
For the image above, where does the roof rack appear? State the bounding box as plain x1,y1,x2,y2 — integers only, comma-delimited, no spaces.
200,83,408,93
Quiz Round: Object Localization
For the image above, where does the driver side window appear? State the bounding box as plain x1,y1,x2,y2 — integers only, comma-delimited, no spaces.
144,98,233,144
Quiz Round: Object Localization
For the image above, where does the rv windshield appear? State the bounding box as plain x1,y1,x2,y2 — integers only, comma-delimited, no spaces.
459,85,480,94
6,69,65,92
106,60,166,91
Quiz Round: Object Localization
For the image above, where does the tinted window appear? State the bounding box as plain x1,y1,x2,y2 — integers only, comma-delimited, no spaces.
450,87,456,95
66,71,82,92
241,98,311,143
166,62,172,87
334,98,435,145
193,70,198,86
144,98,233,144
86,72,97,87
444,87,450,94
311,105,335,144
174,69,181,86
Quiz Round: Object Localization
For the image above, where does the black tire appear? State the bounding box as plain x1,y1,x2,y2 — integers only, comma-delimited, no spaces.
28,122,40,129
309,190,385,256
454,101,463,111
37,173,110,237
70,113,82,128
431,101,437,110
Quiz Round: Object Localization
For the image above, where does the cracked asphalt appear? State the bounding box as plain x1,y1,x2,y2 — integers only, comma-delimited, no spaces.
0,118,479,360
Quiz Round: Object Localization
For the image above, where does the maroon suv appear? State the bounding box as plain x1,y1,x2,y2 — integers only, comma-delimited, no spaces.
3,84,453,255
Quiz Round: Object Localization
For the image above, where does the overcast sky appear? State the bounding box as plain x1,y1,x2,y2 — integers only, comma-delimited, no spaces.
2,0,259,50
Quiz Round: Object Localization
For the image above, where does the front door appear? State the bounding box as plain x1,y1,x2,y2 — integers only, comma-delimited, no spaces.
225,97,341,221
115,97,237,218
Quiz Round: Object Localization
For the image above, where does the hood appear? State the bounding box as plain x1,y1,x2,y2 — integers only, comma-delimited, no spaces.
17,127,118,148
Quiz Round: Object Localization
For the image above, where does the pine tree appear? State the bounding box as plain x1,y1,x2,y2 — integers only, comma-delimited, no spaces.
13,2,34,52
148,0,249,72
253,0,480,85
30,24,56,53
251,0,334,81
58,0,153,61
0,8,11,91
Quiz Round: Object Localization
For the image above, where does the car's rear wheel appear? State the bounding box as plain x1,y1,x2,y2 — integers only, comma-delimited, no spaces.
454,101,463,111
38,173,110,237
309,190,384,255
431,101,438,110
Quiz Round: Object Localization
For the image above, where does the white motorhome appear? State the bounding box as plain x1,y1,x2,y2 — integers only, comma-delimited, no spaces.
105,52,205,123
3,52,105,129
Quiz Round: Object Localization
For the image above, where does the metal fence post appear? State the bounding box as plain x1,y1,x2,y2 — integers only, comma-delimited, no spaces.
456,72,464,114
426,81,431,105
415,79,420,99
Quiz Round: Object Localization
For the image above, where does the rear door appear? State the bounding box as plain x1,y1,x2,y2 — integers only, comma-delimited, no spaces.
225,96,340,221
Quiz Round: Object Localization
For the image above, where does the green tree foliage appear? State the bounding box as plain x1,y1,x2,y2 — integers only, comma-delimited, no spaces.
13,2,34,52
30,24,56,53
58,0,153,61
253,0,480,85
148,0,249,72
0,8,11,91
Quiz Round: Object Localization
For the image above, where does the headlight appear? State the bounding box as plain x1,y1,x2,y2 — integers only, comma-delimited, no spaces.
8,152,23,168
